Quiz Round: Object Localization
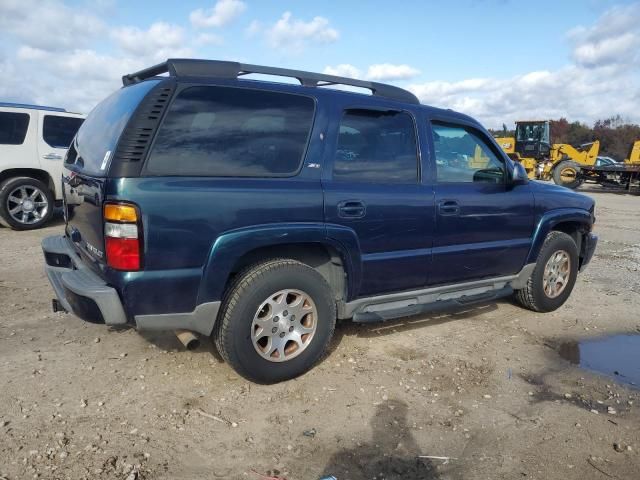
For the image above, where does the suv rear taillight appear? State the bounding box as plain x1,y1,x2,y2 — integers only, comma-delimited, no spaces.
103,203,142,271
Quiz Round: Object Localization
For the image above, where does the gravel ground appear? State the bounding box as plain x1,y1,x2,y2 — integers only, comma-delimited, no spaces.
1,187,639,480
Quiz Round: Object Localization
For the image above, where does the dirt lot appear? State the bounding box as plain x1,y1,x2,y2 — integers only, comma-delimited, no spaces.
1,187,639,480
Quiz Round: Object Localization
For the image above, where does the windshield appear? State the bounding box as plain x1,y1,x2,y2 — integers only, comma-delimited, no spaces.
516,122,550,144
67,80,160,176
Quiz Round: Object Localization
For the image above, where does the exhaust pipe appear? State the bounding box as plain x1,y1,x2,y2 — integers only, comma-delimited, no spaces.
175,330,200,350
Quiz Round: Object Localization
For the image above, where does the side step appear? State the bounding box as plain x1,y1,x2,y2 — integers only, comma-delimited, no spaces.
352,287,512,323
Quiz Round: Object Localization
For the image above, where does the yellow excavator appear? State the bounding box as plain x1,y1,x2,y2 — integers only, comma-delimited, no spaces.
494,120,600,188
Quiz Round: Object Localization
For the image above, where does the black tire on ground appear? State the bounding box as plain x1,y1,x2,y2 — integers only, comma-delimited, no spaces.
213,259,336,383
515,231,579,313
0,177,55,230
553,160,584,189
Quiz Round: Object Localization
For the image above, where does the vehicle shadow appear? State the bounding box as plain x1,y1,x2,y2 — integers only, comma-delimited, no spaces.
136,298,510,369
577,184,639,196
319,398,441,479
137,329,226,363
326,299,506,356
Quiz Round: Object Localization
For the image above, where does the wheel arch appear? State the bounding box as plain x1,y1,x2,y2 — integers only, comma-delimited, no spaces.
526,209,592,266
0,168,57,197
198,223,360,306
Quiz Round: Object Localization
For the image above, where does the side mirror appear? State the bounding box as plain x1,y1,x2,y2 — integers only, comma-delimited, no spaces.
510,162,529,185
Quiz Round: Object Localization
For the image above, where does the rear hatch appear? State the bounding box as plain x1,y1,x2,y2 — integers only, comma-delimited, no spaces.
63,80,161,268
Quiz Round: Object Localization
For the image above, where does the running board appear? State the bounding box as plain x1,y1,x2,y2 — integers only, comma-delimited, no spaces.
339,263,535,321
351,287,511,323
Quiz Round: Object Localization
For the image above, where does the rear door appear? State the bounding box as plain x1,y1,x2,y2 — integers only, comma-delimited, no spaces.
427,119,534,285
323,103,434,297
37,113,84,199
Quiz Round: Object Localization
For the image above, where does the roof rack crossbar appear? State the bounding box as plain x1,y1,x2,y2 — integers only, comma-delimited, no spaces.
122,59,419,105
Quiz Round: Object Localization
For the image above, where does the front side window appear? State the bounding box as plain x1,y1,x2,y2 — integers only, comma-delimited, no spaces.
146,86,315,177
0,112,30,145
332,109,418,183
431,123,505,184
43,115,84,149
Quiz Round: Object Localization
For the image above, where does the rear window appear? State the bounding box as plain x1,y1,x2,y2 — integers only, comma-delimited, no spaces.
0,112,30,145
43,115,84,149
145,86,315,177
68,80,160,176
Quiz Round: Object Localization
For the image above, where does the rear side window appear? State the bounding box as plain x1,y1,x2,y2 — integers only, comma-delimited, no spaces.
146,86,315,177
43,115,84,149
0,112,30,145
431,122,505,184
332,109,418,183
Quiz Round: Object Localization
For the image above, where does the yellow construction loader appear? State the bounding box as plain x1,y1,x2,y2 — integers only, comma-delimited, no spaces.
494,120,601,188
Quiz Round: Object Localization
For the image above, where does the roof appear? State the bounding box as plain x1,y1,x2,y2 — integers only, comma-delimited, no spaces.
0,102,67,113
122,58,420,105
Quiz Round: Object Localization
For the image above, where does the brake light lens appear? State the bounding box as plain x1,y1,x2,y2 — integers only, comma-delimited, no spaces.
104,202,141,271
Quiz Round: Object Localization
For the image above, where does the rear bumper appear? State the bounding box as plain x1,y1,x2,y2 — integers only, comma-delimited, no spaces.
42,235,128,326
42,235,220,335
580,233,598,271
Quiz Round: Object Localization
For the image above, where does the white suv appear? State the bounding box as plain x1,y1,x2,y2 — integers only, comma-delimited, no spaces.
0,103,84,230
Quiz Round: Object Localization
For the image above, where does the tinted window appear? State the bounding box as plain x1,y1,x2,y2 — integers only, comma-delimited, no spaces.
333,109,417,183
146,86,315,177
431,123,505,184
0,112,30,145
69,80,160,176
43,115,83,148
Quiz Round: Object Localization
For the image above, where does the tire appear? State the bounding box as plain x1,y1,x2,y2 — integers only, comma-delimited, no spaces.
553,160,584,189
0,177,54,230
213,259,336,383
515,231,579,313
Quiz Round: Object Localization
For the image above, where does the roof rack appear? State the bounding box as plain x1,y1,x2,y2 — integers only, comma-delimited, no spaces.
0,102,66,112
122,58,420,105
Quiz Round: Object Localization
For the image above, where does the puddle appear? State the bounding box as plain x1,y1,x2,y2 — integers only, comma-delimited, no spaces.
558,334,640,389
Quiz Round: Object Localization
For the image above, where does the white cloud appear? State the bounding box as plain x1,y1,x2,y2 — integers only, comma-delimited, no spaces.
111,22,191,59
195,33,225,46
0,0,104,51
323,64,362,79
408,63,639,128
569,3,640,68
265,12,339,53
366,64,420,81
245,20,262,38
190,0,246,29
323,63,420,82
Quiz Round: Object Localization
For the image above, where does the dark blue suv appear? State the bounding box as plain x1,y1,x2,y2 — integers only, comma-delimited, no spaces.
42,59,597,383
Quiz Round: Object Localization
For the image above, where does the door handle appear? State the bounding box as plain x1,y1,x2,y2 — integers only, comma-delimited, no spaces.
338,200,366,219
43,153,63,160
438,200,460,216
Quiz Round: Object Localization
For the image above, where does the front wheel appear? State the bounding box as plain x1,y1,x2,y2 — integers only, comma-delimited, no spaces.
515,231,579,312
213,259,336,383
553,160,584,189
0,177,55,230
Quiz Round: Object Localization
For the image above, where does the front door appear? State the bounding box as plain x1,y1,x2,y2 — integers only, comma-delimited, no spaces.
323,106,435,298
428,120,534,286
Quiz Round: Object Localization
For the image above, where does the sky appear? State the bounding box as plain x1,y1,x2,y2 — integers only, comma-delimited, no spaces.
0,0,639,128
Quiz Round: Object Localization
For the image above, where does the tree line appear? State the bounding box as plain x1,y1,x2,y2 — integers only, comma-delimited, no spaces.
489,116,640,161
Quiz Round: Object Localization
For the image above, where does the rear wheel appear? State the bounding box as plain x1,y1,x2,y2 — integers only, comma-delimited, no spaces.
553,160,584,189
213,259,336,383
515,231,579,312
0,177,54,230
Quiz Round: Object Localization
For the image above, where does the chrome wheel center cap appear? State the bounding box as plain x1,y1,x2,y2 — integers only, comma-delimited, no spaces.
22,200,34,211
